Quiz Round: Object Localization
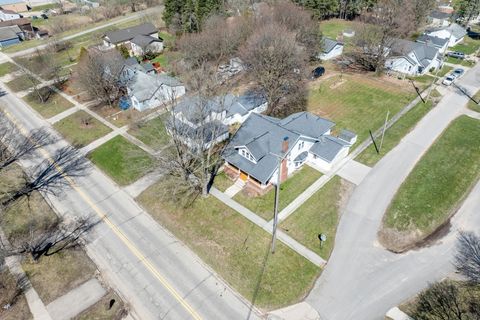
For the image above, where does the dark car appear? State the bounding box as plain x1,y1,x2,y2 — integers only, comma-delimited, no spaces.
41,13,48,19
312,66,325,79
447,51,466,60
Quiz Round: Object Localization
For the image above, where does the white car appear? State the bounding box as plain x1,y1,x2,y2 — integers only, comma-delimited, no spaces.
443,75,455,86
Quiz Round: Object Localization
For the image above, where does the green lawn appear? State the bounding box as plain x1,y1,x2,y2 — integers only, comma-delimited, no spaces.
88,136,154,186
446,56,476,67
356,101,434,166
138,183,320,309
467,90,480,113
23,89,74,118
212,171,234,192
383,116,480,247
128,113,170,150
53,110,112,147
150,51,180,72
233,166,322,221
451,37,480,54
308,74,415,146
5,74,39,92
31,3,59,11
438,65,454,77
320,19,357,39
74,292,126,320
22,248,96,304
281,177,347,259
0,62,19,77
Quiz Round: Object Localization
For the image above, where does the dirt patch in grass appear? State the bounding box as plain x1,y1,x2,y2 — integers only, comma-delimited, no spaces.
23,89,74,119
74,291,128,320
0,269,32,320
53,110,112,147
281,177,353,259
137,183,320,310
88,135,155,186
22,247,97,304
379,116,480,252
233,166,322,221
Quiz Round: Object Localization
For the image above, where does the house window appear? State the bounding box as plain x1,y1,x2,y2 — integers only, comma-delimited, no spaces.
298,141,304,150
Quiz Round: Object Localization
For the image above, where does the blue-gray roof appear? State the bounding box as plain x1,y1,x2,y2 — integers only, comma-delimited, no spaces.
322,37,342,53
280,112,335,139
105,23,158,44
310,136,349,162
416,34,449,48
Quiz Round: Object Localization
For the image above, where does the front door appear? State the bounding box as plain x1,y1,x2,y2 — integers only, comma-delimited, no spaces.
240,172,248,182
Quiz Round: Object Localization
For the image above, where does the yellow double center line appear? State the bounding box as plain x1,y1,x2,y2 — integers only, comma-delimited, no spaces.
2,108,203,320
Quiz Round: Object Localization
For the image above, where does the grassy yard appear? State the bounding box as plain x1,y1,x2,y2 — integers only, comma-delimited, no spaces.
467,90,480,113
438,65,454,77
5,74,39,92
23,89,74,118
22,248,97,304
74,291,126,320
88,136,154,186
281,177,350,259
320,19,357,39
53,110,112,147
212,171,234,192
382,116,480,251
0,270,32,320
446,56,476,67
451,37,480,54
357,100,434,166
128,113,170,150
233,166,322,221
0,62,19,77
308,74,415,146
137,183,320,309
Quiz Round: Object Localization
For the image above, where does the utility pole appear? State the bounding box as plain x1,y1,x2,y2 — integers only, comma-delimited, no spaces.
379,110,390,152
271,156,282,254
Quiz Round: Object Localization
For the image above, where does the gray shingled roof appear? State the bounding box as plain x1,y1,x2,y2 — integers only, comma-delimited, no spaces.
105,23,158,44
310,136,349,162
223,112,337,184
0,25,19,41
322,37,342,53
390,39,439,68
338,129,357,144
128,70,182,102
130,34,161,48
416,34,449,48
429,11,450,20
447,23,467,39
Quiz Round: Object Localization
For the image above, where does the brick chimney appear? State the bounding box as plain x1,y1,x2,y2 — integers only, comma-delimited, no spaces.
280,136,289,182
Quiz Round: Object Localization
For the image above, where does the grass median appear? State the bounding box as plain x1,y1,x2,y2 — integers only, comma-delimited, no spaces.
138,184,320,310
233,165,322,221
380,116,480,252
23,89,74,118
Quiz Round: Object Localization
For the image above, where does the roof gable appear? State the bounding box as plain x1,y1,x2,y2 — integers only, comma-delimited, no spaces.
105,23,158,44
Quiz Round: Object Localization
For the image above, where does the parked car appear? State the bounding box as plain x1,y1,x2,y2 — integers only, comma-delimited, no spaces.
40,13,48,19
312,66,325,79
452,68,465,78
446,51,465,60
443,75,455,86
31,15,38,19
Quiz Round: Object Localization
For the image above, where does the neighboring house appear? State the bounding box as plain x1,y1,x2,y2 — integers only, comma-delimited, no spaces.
416,34,449,54
0,24,23,46
385,39,441,76
426,23,467,47
318,37,344,60
0,9,20,21
222,112,356,195
0,0,29,12
0,18,34,38
120,59,185,112
103,23,163,57
428,10,451,27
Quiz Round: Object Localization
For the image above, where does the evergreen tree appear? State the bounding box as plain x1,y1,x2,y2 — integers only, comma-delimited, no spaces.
162,0,222,33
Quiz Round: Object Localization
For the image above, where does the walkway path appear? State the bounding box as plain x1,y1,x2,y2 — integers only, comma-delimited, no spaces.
124,167,164,198
210,187,326,267
306,63,480,320
46,278,106,320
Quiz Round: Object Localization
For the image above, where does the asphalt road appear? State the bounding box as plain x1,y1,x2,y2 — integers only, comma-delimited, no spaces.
0,85,261,319
306,64,480,320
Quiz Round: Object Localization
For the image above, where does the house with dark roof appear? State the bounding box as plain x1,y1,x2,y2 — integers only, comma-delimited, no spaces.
426,23,467,47
119,58,185,111
0,24,22,46
416,34,449,54
0,8,20,21
0,0,29,13
222,112,356,195
317,37,344,60
103,23,163,57
385,39,442,76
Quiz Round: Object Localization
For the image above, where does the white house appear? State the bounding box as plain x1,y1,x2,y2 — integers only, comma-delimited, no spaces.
385,39,442,76
416,34,449,54
103,23,163,57
426,23,467,47
120,60,185,112
318,37,344,60
222,112,356,196
0,9,20,21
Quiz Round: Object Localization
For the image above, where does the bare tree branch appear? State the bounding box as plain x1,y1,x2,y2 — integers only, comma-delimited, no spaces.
454,231,480,285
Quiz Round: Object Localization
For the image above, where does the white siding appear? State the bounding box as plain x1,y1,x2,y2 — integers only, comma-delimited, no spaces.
319,44,344,60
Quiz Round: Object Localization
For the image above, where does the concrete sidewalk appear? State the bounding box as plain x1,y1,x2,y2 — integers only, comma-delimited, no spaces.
46,278,106,320
336,160,371,186
124,168,164,198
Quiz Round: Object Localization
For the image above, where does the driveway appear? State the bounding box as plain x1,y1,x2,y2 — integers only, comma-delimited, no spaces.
306,63,480,319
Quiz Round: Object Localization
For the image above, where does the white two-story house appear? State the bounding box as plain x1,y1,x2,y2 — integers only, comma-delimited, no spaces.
103,23,163,57
385,39,442,76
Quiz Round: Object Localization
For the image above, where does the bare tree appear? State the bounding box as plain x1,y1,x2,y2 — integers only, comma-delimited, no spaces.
454,231,480,285
240,22,307,117
349,0,415,73
76,49,125,108
0,146,90,209
413,281,467,320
